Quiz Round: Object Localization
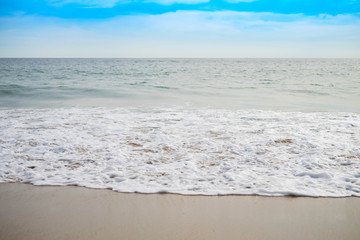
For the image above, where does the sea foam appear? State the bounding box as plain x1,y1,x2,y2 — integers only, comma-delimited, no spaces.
0,107,359,197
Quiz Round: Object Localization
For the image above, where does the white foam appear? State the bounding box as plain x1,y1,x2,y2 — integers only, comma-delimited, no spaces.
1,107,359,197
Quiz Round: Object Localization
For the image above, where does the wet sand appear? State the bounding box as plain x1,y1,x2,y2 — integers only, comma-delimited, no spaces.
0,183,359,240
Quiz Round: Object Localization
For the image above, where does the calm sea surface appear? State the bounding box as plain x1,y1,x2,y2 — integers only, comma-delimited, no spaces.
1,58,359,112
1,58,360,197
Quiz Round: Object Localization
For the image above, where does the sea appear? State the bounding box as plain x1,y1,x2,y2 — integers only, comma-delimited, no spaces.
0,58,359,197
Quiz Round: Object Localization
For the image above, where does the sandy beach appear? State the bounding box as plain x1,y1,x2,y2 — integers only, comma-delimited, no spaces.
0,183,359,240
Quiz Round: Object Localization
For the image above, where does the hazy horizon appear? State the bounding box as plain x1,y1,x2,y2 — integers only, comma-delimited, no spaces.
1,57,360,59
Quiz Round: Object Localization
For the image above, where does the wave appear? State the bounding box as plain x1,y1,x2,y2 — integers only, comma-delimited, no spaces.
1,58,360,111
0,107,359,197
0,83,127,99
0,84,32,96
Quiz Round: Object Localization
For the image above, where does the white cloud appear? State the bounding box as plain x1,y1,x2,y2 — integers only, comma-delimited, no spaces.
1,11,359,57
48,0,210,8
48,0,122,8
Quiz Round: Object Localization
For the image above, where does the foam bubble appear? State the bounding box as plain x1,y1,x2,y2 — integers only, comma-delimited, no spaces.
0,107,359,197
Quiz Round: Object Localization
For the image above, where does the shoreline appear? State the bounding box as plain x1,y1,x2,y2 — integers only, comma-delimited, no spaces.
1,183,360,240
2,182,359,198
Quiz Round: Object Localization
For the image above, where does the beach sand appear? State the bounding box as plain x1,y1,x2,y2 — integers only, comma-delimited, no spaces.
0,183,359,240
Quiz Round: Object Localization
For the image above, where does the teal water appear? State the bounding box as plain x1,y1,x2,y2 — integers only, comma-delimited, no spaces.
1,58,359,112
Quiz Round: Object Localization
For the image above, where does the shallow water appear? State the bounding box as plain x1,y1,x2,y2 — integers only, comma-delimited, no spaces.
0,58,360,196
1,58,359,112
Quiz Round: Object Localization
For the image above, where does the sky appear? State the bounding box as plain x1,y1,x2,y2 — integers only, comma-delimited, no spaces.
0,0,359,57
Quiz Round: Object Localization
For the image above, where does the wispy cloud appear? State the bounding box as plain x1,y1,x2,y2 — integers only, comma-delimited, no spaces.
2,0,359,18
1,11,359,57
1,1,359,57
48,0,211,8
48,0,121,8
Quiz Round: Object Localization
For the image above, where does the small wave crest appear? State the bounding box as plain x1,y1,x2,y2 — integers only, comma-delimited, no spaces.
0,84,31,96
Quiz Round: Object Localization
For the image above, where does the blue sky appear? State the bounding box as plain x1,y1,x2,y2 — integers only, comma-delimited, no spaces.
0,0,359,57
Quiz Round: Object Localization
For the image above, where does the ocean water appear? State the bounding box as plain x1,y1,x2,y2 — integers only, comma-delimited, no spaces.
0,58,360,196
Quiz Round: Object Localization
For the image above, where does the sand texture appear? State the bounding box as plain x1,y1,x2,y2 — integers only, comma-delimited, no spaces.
1,183,360,240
